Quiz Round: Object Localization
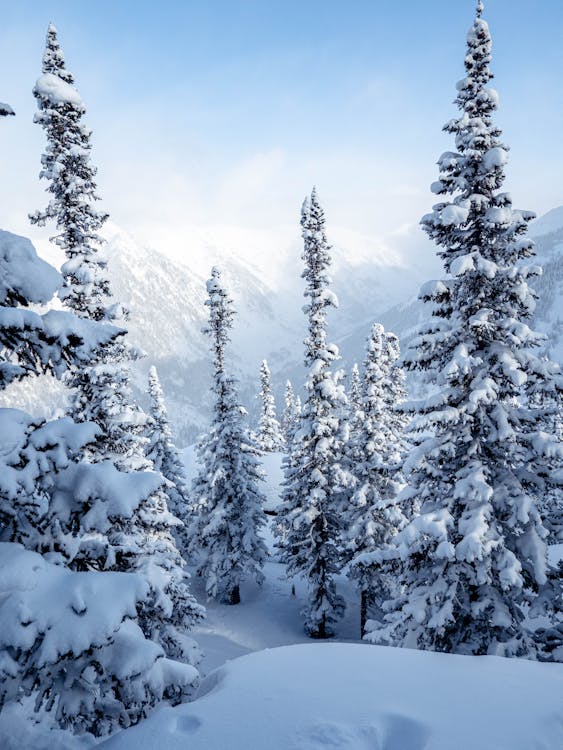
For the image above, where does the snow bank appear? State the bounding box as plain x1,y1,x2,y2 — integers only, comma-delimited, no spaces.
99,643,563,750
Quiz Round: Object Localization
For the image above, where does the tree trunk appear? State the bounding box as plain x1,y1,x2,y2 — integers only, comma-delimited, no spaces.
229,584,241,605
360,590,368,638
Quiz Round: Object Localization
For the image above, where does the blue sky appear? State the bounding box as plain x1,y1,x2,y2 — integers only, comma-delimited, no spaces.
0,0,562,263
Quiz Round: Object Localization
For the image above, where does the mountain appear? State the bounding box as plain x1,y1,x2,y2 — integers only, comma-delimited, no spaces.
102,223,433,443
3,208,561,444
528,208,563,363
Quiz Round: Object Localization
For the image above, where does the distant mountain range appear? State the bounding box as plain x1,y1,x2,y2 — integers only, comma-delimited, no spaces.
3,208,561,445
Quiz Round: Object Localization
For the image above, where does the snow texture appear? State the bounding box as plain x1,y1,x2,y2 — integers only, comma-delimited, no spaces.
98,642,563,750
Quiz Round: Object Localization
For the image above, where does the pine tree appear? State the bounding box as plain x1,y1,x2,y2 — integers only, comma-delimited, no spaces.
275,188,351,638
0,232,198,735
366,1,562,657
146,366,190,522
187,268,267,604
281,380,301,445
257,359,284,452
29,24,204,671
349,362,362,417
30,23,143,467
347,324,408,636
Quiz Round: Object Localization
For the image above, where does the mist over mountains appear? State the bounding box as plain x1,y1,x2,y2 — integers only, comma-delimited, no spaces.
2,207,561,445
110,207,563,444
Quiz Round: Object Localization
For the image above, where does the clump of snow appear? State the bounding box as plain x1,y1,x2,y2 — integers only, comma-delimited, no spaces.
439,204,469,226
482,146,508,170
0,230,61,304
34,73,83,108
99,643,563,750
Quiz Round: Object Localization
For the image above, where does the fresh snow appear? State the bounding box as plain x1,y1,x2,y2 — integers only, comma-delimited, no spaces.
0,229,61,304
99,643,563,750
34,73,83,108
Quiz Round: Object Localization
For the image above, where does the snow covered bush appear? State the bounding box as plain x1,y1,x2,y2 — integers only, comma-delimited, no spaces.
0,226,202,734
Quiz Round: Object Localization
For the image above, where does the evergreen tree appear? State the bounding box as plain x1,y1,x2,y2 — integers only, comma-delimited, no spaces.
0,232,198,735
275,188,351,638
366,2,562,657
347,324,408,636
29,24,204,670
187,268,267,604
257,359,284,452
30,23,143,467
349,362,362,418
146,365,190,522
281,380,302,445
281,380,295,442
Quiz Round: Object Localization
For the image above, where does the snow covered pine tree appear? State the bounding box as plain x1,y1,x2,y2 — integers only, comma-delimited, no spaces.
0,231,197,736
257,359,284,452
366,1,562,658
29,22,204,681
347,324,409,637
146,365,191,537
30,23,144,468
281,380,296,443
349,363,362,419
187,267,267,604
275,188,352,639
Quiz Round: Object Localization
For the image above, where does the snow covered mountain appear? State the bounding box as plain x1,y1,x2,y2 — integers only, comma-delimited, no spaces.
528,207,563,363
98,222,437,443
4,207,561,444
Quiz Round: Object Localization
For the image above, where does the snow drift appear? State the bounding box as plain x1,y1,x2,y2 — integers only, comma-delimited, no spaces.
99,642,563,750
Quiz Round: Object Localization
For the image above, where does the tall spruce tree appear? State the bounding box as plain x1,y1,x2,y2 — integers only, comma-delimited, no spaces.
0,232,198,736
187,268,267,604
146,365,190,522
29,24,204,670
30,23,144,468
349,363,361,416
281,379,301,444
366,1,562,657
257,359,284,452
347,324,408,637
275,188,351,638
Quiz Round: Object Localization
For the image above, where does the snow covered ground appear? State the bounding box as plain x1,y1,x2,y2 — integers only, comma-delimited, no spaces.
99,642,563,750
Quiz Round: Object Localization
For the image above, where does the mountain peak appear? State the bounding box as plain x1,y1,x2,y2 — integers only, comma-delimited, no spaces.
530,206,563,238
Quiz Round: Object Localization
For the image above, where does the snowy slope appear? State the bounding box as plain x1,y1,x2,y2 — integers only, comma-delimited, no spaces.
528,207,563,362
98,643,563,750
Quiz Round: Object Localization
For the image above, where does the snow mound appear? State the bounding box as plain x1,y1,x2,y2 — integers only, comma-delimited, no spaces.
99,643,563,750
